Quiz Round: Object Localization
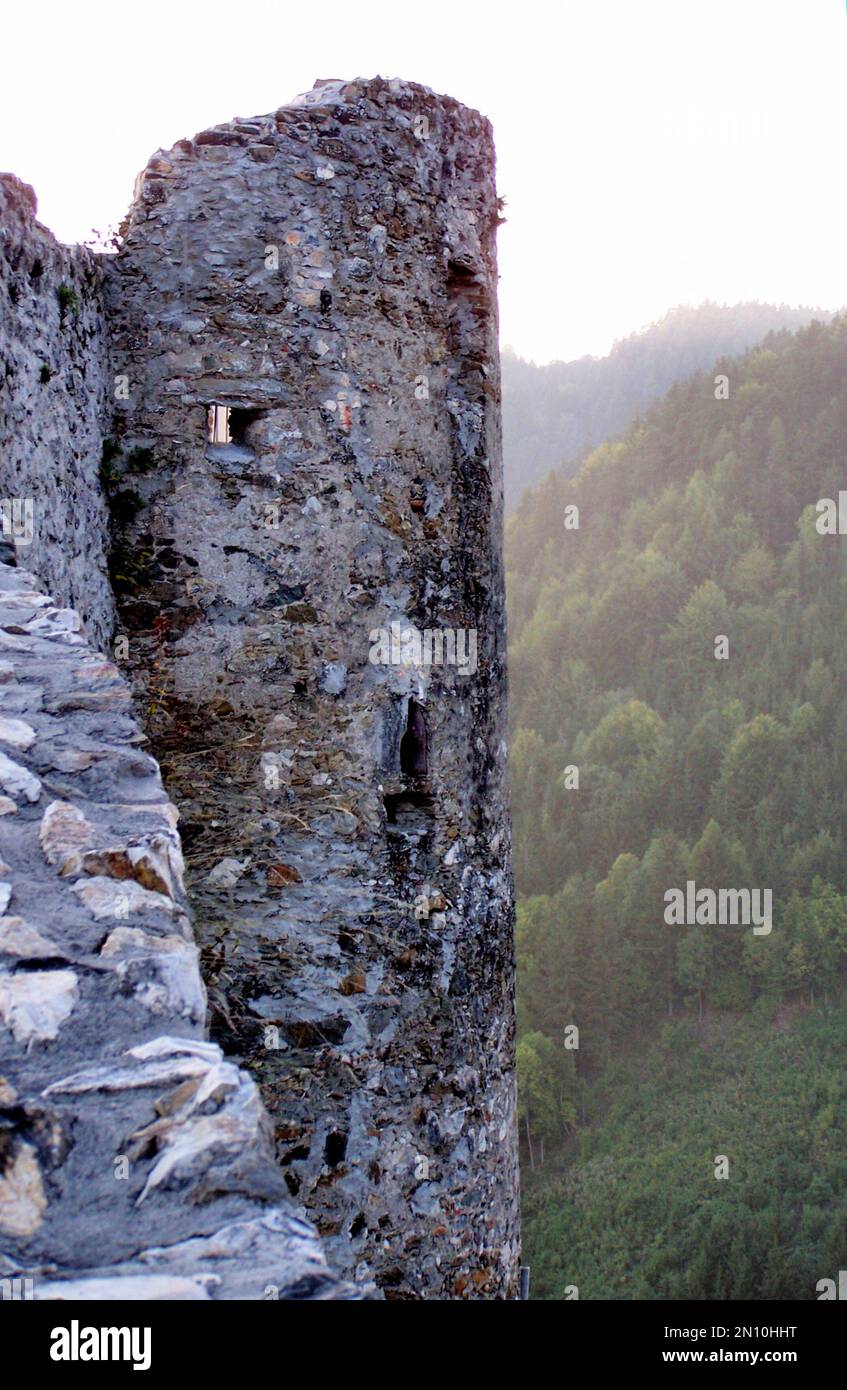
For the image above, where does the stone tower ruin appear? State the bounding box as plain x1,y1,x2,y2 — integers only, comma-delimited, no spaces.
0,76,519,1300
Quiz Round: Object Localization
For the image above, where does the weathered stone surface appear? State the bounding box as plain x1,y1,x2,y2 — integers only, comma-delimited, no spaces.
206,856,251,888
81,832,183,898
39,800,95,875
0,560,360,1299
72,875,179,921
33,1209,360,1301
0,174,114,649
0,716,36,751
106,76,519,1298
0,969,78,1047
0,1142,47,1237
0,749,41,803
100,927,205,1021
0,74,519,1301
34,1273,218,1301
0,916,56,958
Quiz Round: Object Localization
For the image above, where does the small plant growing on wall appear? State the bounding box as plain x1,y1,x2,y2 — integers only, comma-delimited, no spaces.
99,438,123,487
99,439,154,532
99,440,157,488
125,447,156,475
57,282,79,322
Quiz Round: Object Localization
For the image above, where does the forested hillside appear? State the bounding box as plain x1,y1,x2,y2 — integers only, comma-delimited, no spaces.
508,315,847,1297
502,302,834,511
523,1004,847,1300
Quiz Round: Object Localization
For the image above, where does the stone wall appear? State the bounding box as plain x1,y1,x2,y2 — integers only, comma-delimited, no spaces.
104,78,520,1298
0,176,115,651
0,76,520,1301
0,555,357,1299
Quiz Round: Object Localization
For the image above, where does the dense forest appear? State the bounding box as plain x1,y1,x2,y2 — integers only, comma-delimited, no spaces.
522,1003,847,1299
508,314,847,1298
502,301,834,511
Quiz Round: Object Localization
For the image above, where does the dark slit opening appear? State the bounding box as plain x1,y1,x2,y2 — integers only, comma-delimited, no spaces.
400,698,428,777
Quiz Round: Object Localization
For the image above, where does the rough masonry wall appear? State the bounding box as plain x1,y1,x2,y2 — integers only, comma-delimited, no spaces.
0,555,357,1299
0,176,115,651
105,77,519,1298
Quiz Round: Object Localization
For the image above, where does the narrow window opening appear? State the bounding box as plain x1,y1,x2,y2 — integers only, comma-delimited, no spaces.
207,403,231,443
324,1130,348,1167
400,699,428,778
229,407,264,444
207,405,265,448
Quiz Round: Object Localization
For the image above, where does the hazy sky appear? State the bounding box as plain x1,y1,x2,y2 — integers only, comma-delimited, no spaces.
2,0,844,363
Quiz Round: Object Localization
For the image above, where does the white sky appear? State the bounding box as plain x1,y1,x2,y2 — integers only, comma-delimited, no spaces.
2,0,844,364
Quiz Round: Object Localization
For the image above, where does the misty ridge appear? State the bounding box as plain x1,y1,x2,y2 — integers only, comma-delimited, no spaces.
502,301,840,511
